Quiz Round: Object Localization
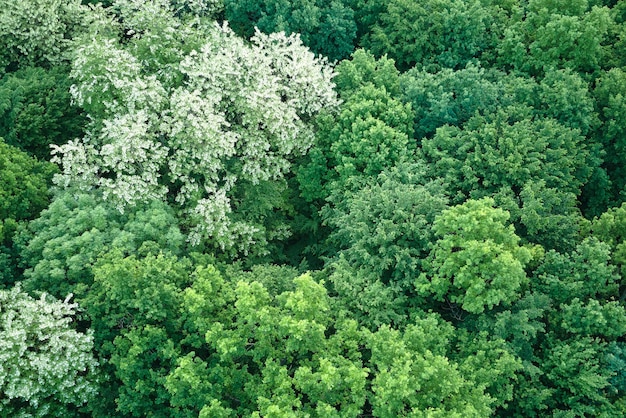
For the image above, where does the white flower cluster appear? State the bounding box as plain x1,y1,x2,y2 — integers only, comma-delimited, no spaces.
0,0,87,68
57,8,338,252
0,286,98,415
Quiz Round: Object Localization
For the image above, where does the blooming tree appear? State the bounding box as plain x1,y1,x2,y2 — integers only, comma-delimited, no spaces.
0,286,98,417
53,0,338,254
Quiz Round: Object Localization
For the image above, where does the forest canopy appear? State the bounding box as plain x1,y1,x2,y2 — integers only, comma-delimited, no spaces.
2,0,626,416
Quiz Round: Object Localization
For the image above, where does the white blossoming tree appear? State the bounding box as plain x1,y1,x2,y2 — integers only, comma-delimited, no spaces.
0,286,98,417
53,0,338,255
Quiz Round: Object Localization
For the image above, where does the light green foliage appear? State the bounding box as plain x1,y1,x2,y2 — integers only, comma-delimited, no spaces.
557,298,626,337
324,162,448,328
17,192,184,298
417,198,532,314
57,1,338,254
361,0,495,71
422,110,591,205
0,285,98,417
498,0,614,76
85,252,191,350
332,49,401,98
0,66,86,159
592,201,626,278
0,0,91,70
366,321,494,417
453,330,522,410
83,252,194,416
169,273,368,416
224,0,357,61
325,85,413,180
222,263,299,296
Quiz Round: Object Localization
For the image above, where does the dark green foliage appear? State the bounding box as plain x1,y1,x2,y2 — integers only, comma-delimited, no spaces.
422,111,591,205
400,64,505,140
534,238,620,305
401,65,599,140
224,0,357,61
0,138,57,222
324,162,448,329
0,66,86,159
360,0,496,71
594,68,626,204
0,138,57,286
515,180,584,252
541,336,620,416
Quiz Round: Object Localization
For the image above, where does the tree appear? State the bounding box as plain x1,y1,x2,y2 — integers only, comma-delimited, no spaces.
0,0,95,71
417,198,532,314
0,285,98,417
323,161,449,329
366,318,500,417
297,50,413,205
332,49,401,98
360,0,496,71
294,50,413,265
400,64,506,140
592,201,626,283
401,65,598,141
497,0,614,76
421,110,591,205
0,66,86,159
541,336,621,416
594,68,626,204
167,272,368,416
0,139,57,223
55,1,338,255
516,180,584,252
17,192,185,298
0,138,57,286
533,237,620,305
224,0,357,61
81,251,197,416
